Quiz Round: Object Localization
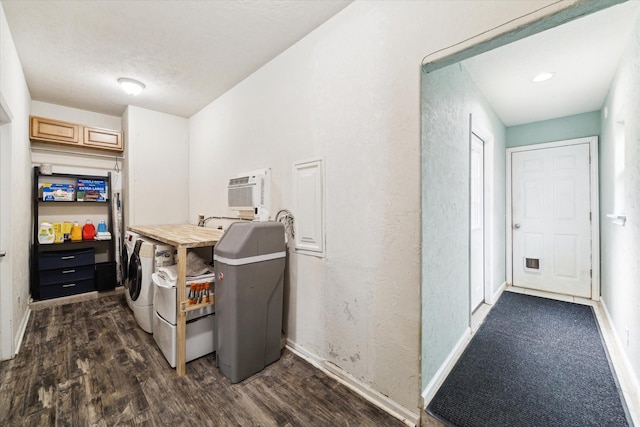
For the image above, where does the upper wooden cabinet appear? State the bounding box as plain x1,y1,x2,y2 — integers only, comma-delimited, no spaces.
84,126,123,151
30,116,82,146
30,116,124,152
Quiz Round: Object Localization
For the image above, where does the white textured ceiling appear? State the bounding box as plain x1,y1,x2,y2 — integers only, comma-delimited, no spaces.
1,0,352,118
463,1,640,127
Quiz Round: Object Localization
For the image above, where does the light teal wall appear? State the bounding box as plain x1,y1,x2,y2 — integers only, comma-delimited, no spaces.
421,63,506,391
599,10,640,393
506,111,601,148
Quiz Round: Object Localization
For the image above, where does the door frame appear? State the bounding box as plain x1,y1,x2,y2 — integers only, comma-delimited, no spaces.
469,118,495,311
470,132,485,312
0,93,13,359
506,136,600,300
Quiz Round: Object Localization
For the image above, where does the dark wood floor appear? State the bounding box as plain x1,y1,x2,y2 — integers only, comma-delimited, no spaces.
0,293,406,426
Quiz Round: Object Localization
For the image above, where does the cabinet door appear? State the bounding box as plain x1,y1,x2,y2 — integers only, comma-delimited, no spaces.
83,126,123,152
30,116,82,145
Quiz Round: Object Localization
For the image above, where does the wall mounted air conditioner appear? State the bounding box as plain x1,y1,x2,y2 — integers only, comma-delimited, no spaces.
227,168,271,219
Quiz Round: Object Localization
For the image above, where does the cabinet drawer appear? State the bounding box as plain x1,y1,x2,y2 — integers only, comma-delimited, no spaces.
39,264,95,286
39,248,95,270
39,278,95,300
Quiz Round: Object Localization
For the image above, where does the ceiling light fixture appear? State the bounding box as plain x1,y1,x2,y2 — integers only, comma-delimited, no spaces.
531,72,554,83
118,77,145,95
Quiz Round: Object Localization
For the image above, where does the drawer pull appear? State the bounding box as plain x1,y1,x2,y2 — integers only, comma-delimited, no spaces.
62,269,76,274
62,283,76,288
61,256,75,260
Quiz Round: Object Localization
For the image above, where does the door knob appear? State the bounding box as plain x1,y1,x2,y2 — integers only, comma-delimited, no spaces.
0,250,6,257
514,223,521,229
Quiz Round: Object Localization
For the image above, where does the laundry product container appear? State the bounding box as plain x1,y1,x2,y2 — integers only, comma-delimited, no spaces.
214,221,285,383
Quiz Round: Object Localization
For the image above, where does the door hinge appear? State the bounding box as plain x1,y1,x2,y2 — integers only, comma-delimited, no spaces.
589,212,592,221
590,269,592,278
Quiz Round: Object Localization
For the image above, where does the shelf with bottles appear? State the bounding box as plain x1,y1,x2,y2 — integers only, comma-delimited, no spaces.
37,219,112,245
31,166,116,300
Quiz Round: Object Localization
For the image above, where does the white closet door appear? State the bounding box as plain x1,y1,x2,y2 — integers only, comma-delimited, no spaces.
511,143,591,298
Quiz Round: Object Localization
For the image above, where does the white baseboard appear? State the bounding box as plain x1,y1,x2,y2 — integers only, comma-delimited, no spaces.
14,307,31,355
492,281,507,304
421,326,471,408
599,300,640,402
286,340,420,427
421,287,504,408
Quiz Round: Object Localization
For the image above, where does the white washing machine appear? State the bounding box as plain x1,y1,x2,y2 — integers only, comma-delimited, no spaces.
128,237,174,333
122,230,141,311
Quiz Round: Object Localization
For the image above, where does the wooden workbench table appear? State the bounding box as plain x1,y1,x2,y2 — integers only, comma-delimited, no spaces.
129,224,224,376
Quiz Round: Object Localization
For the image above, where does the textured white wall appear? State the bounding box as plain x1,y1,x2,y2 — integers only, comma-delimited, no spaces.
31,100,121,130
0,3,32,357
188,1,567,421
123,106,189,228
600,11,640,396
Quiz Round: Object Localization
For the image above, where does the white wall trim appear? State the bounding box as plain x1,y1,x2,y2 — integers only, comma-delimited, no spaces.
493,281,507,304
506,136,600,300
421,327,471,409
292,158,326,257
470,119,496,307
599,300,640,404
0,96,13,361
13,307,30,355
588,137,601,301
286,341,420,427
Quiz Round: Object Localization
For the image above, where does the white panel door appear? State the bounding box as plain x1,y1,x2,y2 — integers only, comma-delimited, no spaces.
470,134,484,310
511,143,591,298
293,159,324,255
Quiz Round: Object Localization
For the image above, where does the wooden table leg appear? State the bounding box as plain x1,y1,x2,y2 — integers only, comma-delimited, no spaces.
176,246,187,376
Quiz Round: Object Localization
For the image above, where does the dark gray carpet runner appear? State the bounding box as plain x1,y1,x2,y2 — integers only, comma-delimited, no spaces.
427,292,631,427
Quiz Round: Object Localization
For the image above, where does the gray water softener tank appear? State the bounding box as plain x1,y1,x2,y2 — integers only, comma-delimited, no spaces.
213,221,286,383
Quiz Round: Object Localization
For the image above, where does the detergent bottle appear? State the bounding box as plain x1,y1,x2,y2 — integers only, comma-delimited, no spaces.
71,221,82,242
82,220,96,240
53,222,64,243
38,221,55,244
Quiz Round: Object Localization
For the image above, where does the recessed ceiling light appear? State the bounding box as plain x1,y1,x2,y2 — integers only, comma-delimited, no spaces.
118,78,145,95
532,72,554,83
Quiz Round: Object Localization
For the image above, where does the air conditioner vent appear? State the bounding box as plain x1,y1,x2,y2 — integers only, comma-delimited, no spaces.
228,177,250,186
228,186,253,209
227,169,271,217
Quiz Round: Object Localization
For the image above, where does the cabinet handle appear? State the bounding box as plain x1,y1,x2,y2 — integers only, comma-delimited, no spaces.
62,269,76,274
62,283,76,288
61,256,75,260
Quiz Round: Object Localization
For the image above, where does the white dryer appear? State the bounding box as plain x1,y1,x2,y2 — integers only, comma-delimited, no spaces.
122,230,141,311
128,237,174,333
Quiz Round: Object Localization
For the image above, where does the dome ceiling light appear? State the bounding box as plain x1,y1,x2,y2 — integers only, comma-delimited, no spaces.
118,77,145,95
531,72,554,83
